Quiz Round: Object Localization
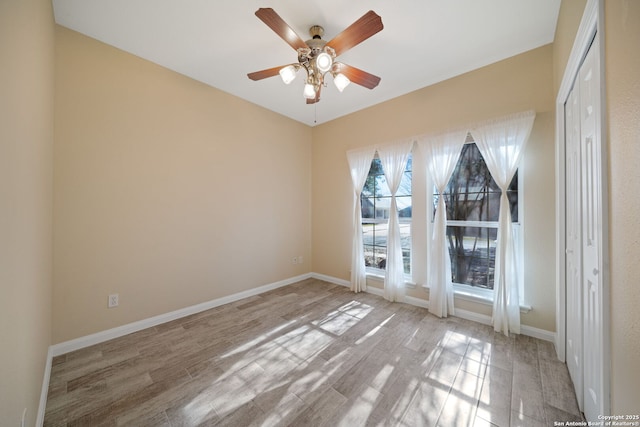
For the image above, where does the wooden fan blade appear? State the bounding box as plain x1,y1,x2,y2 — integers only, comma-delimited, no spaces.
336,63,381,89
255,8,308,51
326,11,383,57
247,65,287,81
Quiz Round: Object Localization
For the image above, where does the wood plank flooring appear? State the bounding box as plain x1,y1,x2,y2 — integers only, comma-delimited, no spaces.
44,278,584,426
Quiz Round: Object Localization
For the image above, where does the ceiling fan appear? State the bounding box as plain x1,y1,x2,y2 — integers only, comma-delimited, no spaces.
247,8,383,104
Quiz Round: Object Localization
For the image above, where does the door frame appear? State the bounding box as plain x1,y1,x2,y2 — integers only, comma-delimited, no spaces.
554,0,610,414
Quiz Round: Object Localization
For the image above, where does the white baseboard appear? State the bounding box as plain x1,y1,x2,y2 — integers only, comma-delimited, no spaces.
520,324,556,342
310,272,350,288
363,285,384,297
454,307,492,326
50,273,312,357
311,272,556,342
405,295,429,309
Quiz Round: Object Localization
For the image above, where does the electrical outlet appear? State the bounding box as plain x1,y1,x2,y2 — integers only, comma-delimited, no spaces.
291,257,298,265
108,293,119,308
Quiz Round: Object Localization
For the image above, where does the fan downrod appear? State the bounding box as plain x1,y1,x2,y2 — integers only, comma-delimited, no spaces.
309,25,324,39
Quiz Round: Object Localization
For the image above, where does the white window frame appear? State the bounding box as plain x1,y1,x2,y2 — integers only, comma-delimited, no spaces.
362,153,414,283
363,219,415,285
430,141,526,306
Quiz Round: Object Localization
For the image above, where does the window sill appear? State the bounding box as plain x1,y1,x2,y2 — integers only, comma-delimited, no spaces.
426,283,532,313
365,270,416,289
365,271,531,313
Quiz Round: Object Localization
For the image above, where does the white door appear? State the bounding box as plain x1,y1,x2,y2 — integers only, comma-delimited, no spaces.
579,36,605,422
565,83,583,410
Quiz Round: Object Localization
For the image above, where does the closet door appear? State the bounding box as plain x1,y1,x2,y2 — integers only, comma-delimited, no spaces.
579,37,604,423
564,35,605,421
565,83,583,410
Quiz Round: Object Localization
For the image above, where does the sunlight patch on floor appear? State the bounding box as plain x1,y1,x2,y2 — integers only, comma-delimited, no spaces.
182,395,217,425
337,300,374,319
312,311,361,335
220,319,297,358
370,363,395,391
339,385,382,425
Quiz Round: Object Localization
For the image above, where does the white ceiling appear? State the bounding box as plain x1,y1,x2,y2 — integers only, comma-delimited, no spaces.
52,0,561,127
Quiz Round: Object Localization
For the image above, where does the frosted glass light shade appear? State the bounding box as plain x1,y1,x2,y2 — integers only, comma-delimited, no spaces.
279,65,297,84
303,83,316,99
333,73,351,92
315,52,332,73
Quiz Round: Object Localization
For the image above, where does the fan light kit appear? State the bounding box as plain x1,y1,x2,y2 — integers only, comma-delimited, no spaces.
248,8,383,104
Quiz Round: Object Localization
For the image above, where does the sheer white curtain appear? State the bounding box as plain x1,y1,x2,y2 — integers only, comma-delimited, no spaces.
472,110,536,335
346,147,377,293
417,130,467,318
377,140,413,302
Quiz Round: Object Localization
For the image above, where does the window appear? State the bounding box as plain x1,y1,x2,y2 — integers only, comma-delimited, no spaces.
437,142,518,289
362,154,412,274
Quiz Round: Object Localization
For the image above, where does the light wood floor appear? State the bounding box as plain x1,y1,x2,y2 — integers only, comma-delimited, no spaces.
44,278,584,426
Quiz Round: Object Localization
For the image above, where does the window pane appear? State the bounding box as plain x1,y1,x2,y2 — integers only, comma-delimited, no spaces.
362,157,386,198
363,175,390,197
397,196,412,218
375,175,392,197
445,191,502,222
373,223,388,247
396,171,412,196
362,223,374,246
429,142,519,290
361,153,412,273
400,222,411,250
364,246,387,270
363,244,372,259
361,196,375,219
370,157,384,174
363,245,376,268
437,143,518,223
447,226,496,289
507,170,518,222
374,197,391,220
362,186,374,198
401,223,411,274
445,143,498,194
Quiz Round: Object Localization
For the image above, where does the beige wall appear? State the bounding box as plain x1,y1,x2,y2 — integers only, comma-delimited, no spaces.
311,45,557,332
0,0,54,424
553,0,588,93
53,27,312,343
604,0,640,414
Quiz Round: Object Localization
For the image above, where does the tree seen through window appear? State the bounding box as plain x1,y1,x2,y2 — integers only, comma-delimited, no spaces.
438,142,518,289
